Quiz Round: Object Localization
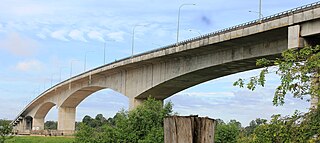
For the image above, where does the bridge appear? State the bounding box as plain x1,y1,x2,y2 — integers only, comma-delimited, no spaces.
12,2,320,135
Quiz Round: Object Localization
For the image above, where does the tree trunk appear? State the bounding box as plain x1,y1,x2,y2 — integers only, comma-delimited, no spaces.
164,115,216,143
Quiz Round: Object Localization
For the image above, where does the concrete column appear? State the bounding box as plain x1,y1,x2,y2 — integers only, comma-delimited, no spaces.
129,97,164,110
129,98,145,110
58,107,76,132
288,25,304,49
32,118,44,130
16,120,24,132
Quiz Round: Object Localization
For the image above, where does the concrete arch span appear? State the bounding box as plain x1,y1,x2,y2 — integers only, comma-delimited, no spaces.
135,33,288,100
32,102,56,130
60,86,107,108
58,86,127,131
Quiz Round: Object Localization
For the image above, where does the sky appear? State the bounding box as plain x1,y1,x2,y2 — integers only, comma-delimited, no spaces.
0,0,317,126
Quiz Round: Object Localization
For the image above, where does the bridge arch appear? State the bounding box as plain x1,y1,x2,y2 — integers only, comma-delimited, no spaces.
60,86,107,108
32,102,56,130
58,85,127,132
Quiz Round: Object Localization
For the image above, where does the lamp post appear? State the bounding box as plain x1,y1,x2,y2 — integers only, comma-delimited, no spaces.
259,0,262,20
249,0,263,22
188,29,202,37
177,3,196,46
249,11,263,19
132,24,148,58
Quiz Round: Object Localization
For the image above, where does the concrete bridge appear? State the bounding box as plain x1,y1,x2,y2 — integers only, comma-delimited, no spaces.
12,2,320,135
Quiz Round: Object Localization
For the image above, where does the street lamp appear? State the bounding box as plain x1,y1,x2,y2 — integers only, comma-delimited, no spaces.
188,29,202,37
249,11,263,20
259,0,262,20
132,24,148,58
249,0,263,22
177,3,196,46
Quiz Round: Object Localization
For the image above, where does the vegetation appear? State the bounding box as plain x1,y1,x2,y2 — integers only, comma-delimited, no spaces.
5,136,74,143
231,45,320,142
214,119,241,143
234,45,320,105
75,97,174,143
0,120,14,143
44,121,57,130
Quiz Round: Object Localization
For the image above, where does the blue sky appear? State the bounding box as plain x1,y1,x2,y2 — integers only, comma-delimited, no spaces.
0,0,316,126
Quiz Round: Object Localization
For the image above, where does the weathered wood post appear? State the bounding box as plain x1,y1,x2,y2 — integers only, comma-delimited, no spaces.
164,115,216,143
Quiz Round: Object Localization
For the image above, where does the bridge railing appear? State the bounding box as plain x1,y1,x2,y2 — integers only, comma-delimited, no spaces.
114,1,320,63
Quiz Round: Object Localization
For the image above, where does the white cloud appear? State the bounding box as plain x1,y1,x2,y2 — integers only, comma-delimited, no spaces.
36,33,46,39
0,32,39,56
15,60,43,72
36,28,51,40
51,30,69,41
68,29,87,42
88,31,104,42
107,31,125,42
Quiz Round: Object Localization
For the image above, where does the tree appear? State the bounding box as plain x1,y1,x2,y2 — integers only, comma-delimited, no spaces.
44,121,57,130
75,97,174,143
94,114,107,127
0,119,14,143
75,123,96,143
243,118,267,136
252,109,320,143
233,45,320,142
82,115,94,127
234,45,320,106
215,119,242,143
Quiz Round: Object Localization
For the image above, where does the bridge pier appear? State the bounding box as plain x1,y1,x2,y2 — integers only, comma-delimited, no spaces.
15,118,26,133
129,97,164,109
129,98,145,109
58,107,76,135
288,25,305,49
32,117,44,130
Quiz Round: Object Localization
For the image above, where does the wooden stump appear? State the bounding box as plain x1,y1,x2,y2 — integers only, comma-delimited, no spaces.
164,115,216,143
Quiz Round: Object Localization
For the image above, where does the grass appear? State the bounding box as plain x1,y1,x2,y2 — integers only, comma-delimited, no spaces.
5,136,74,143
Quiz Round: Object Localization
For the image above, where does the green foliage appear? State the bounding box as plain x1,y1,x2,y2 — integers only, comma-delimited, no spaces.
232,45,320,142
234,45,320,106
44,121,57,130
74,123,96,143
215,119,242,143
81,114,108,129
0,120,14,143
75,98,174,143
251,108,320,143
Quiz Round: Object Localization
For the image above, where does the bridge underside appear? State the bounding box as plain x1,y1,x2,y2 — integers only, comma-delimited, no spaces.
137,27,288,100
